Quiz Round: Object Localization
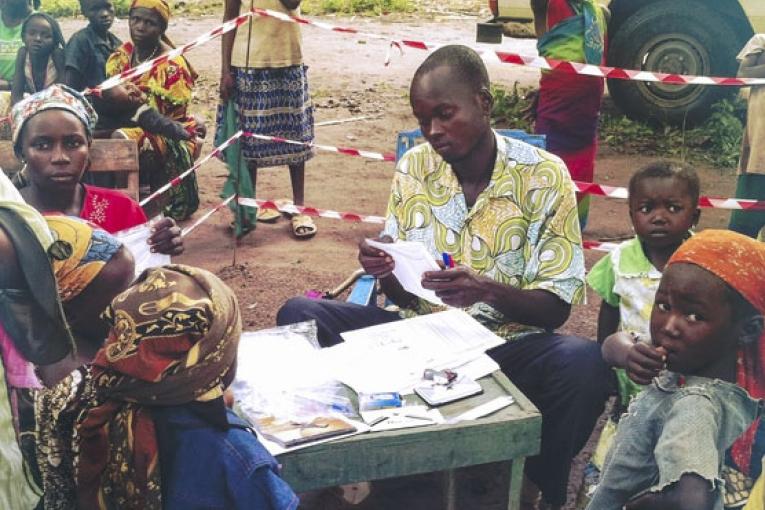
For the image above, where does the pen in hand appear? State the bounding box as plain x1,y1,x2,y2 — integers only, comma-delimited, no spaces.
441,252,455,269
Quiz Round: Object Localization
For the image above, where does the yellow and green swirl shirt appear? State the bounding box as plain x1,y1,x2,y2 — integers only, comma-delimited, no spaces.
383,131,585,341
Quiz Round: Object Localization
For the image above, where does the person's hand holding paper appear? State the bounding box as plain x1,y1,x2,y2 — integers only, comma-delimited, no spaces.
358,236,396,279
422,265,492,308
364,238,444,306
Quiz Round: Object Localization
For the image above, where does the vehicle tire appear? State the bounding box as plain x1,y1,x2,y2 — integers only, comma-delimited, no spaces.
606,0,742,126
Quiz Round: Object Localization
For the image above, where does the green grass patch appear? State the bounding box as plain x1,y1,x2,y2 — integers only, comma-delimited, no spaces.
490,82,745,170
302,0,414,15
42,0,130,17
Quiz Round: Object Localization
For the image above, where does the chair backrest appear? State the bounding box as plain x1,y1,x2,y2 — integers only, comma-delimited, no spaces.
395,128,547,161
0,139,140,200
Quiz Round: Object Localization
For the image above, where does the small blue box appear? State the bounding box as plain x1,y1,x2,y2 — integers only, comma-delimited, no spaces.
359,392,402,411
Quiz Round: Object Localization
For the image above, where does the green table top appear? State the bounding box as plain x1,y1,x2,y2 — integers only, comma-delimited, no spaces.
279,371,542,492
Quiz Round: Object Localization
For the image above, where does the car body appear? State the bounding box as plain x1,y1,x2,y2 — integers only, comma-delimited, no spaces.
478,0,765,125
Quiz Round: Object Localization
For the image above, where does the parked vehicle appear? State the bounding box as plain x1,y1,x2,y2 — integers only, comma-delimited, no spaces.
478,0,765,125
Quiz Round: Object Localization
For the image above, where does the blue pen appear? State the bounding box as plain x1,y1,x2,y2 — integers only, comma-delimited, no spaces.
441,252,451,269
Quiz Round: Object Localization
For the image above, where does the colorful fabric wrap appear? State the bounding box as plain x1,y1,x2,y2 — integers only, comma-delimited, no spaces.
130,0,170,23
537,0,605,65
46,216,122,303
75,264,241,509
667,229,765,478
10,84,97,159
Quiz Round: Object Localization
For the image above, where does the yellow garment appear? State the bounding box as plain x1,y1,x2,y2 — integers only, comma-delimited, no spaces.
744,472,764,510
0,170,53,249
232,0,302,68
46,216,112,302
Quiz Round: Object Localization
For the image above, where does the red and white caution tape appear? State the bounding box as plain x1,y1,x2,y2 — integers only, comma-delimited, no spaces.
573,181,765,211
181,194,235,237
248,7,765,86
140,131,243,207
583,240,617,253
244,132,395,161
238,197,386,223
185,194,618,255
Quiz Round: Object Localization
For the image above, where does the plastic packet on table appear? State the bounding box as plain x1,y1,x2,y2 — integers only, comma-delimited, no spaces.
233,321,355,421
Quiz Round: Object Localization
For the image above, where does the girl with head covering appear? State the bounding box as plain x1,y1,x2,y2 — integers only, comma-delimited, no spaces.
588,230,765,510
53,265,297,510
12,84,184,255
106,0,204,221
10,12,66,106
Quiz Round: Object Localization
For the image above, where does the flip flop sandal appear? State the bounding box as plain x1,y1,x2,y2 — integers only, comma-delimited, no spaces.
256,207,281,223
291,214,317,239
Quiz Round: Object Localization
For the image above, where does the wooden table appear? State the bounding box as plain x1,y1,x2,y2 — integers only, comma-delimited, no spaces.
278,371,542,510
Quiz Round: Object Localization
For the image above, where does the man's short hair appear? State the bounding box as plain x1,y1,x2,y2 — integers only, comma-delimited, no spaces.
412,45,490,94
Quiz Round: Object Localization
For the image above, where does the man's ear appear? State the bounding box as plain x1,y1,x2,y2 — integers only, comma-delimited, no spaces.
479,86,493,116
739,314,764,346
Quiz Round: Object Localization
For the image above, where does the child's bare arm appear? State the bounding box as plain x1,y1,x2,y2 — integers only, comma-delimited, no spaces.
625,474,716,510
596,301,620,342
738,53,765,78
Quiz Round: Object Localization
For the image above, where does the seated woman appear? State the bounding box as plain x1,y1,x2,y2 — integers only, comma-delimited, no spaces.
12,84,183,255
106,0,204,221
0,187,136,507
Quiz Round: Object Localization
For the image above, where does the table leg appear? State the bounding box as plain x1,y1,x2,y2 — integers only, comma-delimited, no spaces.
507,458,526,510
444,469,457,510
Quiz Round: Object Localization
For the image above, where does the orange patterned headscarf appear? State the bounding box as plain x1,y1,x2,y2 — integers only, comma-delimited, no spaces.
75,265,241,509
667,229,765,476
130,0,170,23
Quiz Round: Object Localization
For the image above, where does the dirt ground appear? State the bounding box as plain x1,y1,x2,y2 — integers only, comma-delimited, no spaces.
57,10,739,509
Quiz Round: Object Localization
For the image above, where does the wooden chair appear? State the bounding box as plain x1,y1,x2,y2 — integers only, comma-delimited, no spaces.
0,139,139,200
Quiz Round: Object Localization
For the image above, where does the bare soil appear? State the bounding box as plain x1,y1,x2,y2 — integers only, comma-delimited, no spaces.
56,11,739,509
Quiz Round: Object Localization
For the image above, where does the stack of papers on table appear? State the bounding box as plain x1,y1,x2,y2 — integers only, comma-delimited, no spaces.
323,309,503,394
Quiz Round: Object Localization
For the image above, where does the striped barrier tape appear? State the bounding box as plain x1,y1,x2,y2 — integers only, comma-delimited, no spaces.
147,130,765,212
181,194,236,237
140,130,243,207
249,7,765,86
185,194,618,254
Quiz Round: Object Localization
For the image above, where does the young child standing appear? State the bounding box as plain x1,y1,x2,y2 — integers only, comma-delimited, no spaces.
589,161,700,398
588,229,765,510
10,13,65,105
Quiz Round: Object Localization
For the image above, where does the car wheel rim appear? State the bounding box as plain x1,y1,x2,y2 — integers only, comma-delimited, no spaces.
634,34,709,108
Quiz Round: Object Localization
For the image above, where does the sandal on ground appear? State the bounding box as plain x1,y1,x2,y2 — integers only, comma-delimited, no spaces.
256,207,281,223
291,214,317,239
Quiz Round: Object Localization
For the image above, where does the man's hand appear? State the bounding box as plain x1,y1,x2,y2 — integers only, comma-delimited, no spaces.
220,71,236,102
421,266,489,308
626,342,667,385
148,217,184,256
358,236,395,279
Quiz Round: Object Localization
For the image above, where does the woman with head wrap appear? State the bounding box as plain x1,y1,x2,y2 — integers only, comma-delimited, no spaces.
13,84,184,255
65,265,297,509
106,0,205,221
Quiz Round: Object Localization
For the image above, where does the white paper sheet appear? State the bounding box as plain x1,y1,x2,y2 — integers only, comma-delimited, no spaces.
254,416,370,457
366,239,443,305
332,310,505,394
361,405,444,431
113,221,171,278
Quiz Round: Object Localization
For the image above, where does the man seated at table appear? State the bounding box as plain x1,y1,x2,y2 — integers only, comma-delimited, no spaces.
276,44,611,510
